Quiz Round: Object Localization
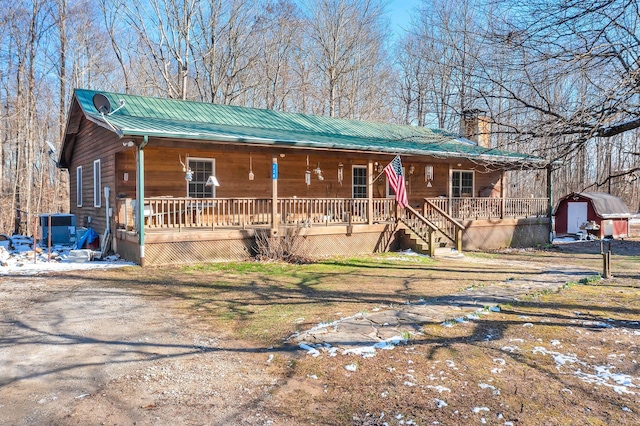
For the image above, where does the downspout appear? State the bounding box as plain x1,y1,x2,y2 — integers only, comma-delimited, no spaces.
547,164,553,243
138,135,149,266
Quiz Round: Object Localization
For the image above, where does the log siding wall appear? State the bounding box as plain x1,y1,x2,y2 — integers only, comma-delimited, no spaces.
67,118,506,250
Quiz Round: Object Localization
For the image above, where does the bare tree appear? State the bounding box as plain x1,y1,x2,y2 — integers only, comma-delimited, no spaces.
397,0,484,129
303,0,391,119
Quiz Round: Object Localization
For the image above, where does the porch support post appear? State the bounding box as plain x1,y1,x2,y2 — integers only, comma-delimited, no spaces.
137,135,149,267
456,228,463,253
428,230,435,257
367,159,373,225
547,164,553,243
500,170,505,219
271,154,279,234
448,164,453,216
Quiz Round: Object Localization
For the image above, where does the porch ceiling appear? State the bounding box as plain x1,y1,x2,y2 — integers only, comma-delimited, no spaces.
68,89,548,169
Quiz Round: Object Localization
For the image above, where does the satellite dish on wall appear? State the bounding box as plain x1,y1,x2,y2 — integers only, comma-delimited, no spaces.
92,93,111,114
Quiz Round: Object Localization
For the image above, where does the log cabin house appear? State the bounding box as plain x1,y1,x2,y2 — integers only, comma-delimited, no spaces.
59,89,551,265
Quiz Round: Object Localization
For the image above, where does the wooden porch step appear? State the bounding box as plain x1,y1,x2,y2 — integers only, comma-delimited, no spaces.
401,227,461,257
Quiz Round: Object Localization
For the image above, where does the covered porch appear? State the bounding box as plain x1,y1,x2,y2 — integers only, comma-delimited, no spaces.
116,196,549,232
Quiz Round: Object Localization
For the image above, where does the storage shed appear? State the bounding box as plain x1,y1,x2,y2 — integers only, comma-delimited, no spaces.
554,192,631,239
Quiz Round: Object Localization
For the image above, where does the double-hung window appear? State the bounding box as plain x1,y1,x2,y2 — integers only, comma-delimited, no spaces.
93,160,101,207
188,158,215,198
452,170,474,197
352,166,367,198
76,166,83,207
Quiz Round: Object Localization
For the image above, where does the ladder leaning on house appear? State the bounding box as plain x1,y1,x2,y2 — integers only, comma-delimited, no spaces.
399,199,465,256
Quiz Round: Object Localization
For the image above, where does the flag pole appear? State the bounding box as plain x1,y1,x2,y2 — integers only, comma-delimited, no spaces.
370,155,400,185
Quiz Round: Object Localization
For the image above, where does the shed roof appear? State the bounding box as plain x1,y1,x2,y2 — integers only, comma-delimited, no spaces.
61,89,547,169
557,192,631,219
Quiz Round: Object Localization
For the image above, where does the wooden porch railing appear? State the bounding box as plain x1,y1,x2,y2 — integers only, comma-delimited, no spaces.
278,198,370,225
423,199,465,252
116,197,397,230
399,205,439,257
424,197,549,220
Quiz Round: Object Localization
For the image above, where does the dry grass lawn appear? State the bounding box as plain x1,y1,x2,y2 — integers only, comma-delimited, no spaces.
89,240,640,425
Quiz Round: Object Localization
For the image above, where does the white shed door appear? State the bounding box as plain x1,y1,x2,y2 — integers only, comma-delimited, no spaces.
567,202,588,233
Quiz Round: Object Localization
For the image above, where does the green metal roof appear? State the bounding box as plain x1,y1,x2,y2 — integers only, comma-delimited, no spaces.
70,88,546,166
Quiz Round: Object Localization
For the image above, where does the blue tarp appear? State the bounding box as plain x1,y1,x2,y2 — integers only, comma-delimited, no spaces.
74,227,98,249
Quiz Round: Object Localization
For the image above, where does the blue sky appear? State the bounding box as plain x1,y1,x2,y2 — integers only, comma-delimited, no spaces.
387,0,421,36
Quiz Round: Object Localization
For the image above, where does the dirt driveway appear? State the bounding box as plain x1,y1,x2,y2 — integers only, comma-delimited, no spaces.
0,273,285,425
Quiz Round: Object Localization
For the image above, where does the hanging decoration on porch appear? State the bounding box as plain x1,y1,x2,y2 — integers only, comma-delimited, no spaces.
205,176,220,187
305,155,311,186
314,162,324,180
337,162,344,185
425,164,434,188
179,154,193,181
248,153,254,181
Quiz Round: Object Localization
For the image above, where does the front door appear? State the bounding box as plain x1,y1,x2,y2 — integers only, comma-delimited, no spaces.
567,202,588,233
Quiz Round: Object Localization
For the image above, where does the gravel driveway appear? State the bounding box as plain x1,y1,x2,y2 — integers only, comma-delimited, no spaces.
0,273,285,425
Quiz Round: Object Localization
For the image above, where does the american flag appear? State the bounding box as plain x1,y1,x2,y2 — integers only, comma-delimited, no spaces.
384,155,408,208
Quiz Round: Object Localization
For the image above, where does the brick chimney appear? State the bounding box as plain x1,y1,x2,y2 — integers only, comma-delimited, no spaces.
461,109,491,148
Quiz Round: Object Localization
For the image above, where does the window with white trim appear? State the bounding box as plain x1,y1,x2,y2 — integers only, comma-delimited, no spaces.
93,159,101,207
352,166,367,198
452,170,474,197
76,166,83,207
188,158,215,198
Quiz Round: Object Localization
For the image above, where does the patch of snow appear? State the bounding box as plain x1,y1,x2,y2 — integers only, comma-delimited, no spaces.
434,399,447,408
404,381,416,387
501,346,518,353
535,347,639,394
622,406,633,412
509,338,524,343
298,343,321,357
490,306,501,312
522,323,534,327
551,340,561,346
491,368,504,374
583,320,614,329
344,363,358,372
493,358,506,366
426,385,451,393
473,407,489,413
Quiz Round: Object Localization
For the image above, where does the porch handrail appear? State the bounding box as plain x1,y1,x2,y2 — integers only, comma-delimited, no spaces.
277,198,369,225
423,198,465,252
129,197,273,229
116,197,399,231
400,205,439,257
424,197,549,220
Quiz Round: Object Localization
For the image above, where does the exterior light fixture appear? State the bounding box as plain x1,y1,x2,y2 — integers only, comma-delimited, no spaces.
409,165,415,175
337,162,344,185
249,153,254,181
